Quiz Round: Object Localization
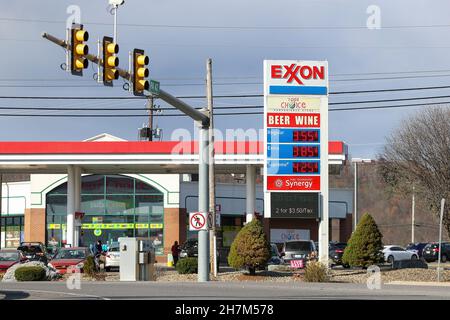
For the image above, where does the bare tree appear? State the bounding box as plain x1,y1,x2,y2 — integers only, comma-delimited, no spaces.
378,107,450,237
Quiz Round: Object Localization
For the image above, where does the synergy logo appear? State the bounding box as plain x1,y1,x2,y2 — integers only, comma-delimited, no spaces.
270,63,325,85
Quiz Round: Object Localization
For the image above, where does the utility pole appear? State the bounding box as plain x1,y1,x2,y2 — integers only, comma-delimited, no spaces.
206,58,217,277
147,96,154,141
0,173,2,249
353,161,358,231
437,198,445,282
411,184,415,244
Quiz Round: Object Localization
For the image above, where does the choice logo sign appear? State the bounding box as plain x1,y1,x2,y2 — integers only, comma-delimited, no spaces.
265,60,328,95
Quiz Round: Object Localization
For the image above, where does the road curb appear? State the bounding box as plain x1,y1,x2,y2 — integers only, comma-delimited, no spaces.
387,281,450,287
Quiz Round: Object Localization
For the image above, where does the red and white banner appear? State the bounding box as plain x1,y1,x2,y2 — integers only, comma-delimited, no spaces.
267,175,320,191
290,259,305,269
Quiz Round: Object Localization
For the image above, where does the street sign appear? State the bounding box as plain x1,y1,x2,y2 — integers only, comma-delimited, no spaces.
150,80,160,95
189,212,207,231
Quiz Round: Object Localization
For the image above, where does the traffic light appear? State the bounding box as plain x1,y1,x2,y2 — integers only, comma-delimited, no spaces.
102,36,119,86
70,24,89,76
133,49,149,95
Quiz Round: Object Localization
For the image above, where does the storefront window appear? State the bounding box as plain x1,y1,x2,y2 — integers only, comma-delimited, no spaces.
46,175,164,255
1,215,24,249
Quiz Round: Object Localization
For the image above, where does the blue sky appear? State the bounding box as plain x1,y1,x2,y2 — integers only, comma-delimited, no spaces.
1,0,449,158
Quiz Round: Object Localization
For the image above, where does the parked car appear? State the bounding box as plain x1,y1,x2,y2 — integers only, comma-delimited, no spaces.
179,239,198,258
105,243,120,271
267,243,283,265
422,242,450,263
329,242,348,267
0,249,27,273
383,245,419,264
48,247,91,274
17,242,50,264
281,240,317,263
405,242,429,258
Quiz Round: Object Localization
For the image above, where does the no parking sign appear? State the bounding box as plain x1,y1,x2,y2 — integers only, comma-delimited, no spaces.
189,212,207,231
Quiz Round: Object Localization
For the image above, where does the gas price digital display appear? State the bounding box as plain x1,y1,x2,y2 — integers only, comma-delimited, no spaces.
293,146,319,158
293,161,319,173
293,130,319,142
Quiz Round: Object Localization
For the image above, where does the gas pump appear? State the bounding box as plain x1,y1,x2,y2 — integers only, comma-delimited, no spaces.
118,237,155,281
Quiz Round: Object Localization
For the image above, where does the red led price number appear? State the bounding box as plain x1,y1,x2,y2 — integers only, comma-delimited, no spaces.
292,130,319,142
292,162,319,173
293,146,319,158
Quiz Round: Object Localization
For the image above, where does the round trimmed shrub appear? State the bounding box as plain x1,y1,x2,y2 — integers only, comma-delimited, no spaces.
227,218,271,275
342,213,384,268
15,266,46,281
176,257,198,274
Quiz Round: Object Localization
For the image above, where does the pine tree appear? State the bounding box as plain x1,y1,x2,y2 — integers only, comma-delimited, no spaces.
227,217,271,275
342,213,384,267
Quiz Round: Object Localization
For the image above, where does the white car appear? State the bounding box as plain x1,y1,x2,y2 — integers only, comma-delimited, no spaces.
105,244,120,271
383,245,418,264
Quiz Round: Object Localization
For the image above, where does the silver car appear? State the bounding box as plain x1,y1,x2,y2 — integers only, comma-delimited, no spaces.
281,240,317,263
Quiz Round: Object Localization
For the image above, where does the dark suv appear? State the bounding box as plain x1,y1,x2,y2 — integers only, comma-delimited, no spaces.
405,242,428,258
422,242,450,263
17,242,50,265
329,242,348,267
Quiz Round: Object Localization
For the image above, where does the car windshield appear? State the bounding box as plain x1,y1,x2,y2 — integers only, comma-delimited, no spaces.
330,243,346,250
55,249,86,259
285,242,311,251
0,252,19,261
424,244,438,250
17,246,42,254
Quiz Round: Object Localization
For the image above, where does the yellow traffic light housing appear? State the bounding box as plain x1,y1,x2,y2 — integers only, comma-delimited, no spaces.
133,49,149,96
102,36,119,86
70,24,89,76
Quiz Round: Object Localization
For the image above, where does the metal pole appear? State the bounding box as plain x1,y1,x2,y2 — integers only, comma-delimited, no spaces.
354,162,357,231
198,123,210,282
246,165,256,223
66,165,75,247
0,173,2,249
206,58,216,277
411,185,415,244
148,96,154,141
437,198,445,282
113,5,118,43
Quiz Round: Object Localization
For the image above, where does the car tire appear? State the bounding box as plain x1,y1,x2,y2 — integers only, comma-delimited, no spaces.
442,255,448,263
387,255,394,265
411,255,418,261
343,264,350,269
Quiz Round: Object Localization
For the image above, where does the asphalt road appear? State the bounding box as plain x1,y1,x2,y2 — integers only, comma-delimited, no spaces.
1,281,450,300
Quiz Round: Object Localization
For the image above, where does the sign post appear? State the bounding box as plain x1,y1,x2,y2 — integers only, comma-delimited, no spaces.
264,60,329,265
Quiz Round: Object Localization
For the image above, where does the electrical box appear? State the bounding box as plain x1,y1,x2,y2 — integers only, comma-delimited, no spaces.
118,237,155,281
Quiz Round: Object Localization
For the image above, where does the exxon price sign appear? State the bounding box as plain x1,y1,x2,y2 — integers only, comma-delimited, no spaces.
263,60,328,219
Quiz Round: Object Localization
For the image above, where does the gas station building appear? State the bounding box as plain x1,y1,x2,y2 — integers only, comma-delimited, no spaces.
0,133,351,262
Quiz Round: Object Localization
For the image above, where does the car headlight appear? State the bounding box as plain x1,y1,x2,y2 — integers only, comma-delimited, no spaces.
76,262,84,269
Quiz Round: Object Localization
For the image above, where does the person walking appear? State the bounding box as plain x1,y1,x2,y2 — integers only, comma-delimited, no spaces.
171,241,180,267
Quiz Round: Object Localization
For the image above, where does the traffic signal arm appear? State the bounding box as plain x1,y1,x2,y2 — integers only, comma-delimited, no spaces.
41,32,209,126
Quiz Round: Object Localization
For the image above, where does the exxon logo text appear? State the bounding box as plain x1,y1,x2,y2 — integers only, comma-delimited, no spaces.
271,64,325,85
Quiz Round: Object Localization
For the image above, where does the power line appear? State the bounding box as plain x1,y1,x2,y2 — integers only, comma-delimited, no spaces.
4,16,450,30
3,94,450,111
3,84,450,100
0,100,448,117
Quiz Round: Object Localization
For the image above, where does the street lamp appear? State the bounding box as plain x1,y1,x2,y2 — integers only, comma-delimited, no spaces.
351,157,373,231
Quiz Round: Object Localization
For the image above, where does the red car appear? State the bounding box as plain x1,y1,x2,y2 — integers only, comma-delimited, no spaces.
0,249,27,274
48,247,91,274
